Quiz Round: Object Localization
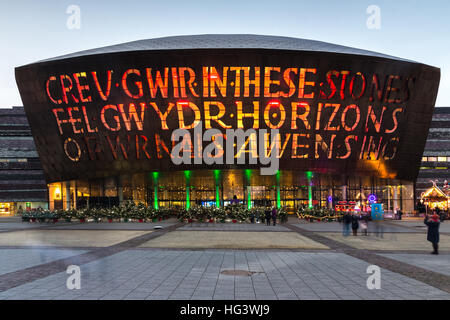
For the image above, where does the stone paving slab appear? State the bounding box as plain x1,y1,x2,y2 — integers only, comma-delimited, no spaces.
47,222,177,230
139,231,328,249
179,223,290,232
0,222,68,231
317,232,450,251
0,250,448,300
388,221,450,233
291,222,425,233
379,254,450,276
0,248,87,275
0,230,152,247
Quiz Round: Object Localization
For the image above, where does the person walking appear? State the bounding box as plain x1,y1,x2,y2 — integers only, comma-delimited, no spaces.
264,207,271,226
360,214,369,236
271,206,277,226
342,212,352,236
249,211,255,224
424,213,440,254
351,213,359,236
397,208,403,220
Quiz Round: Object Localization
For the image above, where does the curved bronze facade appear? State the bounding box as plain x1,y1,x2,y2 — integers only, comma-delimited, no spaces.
15,35,440,185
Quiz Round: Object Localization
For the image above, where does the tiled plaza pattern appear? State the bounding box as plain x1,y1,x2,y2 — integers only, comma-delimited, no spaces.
0,217,448,300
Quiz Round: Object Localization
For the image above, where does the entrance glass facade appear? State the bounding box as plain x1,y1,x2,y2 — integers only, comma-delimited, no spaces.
48,169,414,213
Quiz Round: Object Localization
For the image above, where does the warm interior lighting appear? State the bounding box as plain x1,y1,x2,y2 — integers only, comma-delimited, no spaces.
54,187,61,200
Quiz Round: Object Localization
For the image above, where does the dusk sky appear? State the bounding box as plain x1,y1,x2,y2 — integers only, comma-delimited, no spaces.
1,0,449,107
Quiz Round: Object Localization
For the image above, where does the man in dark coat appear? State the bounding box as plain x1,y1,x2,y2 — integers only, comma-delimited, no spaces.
397,208,403,220
351,214,359,236
342,212,352,236
264,207,271,226
424,214,440,254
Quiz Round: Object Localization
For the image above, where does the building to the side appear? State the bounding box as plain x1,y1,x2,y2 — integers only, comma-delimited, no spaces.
416,107,450,204
14,34,441,214
0,107,47,215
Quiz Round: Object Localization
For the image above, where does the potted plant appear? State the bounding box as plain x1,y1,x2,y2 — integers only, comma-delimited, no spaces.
36,209,47,223
76,208,88,223
21,211,31,222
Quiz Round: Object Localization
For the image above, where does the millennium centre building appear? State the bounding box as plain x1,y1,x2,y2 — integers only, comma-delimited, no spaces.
15,34,440,213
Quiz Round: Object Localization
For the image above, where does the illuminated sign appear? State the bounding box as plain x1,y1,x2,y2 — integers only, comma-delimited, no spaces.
46,67,407,163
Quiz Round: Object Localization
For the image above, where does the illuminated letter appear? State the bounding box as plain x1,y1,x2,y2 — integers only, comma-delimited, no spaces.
292,133,310,158
315,134,336,159
60,75,79,104
298,68,316,99
106,135,130,160
150,102,174,130
135,135,151,159
243,67,260,97
46,76,62,104
264,102,286,129
291,102,311,130
319,70,339,99
73,72,92,103
176,101,201,129
91,70,112,101
179,67,199,98
67,107,83,134
349,72,366,100
122,69,143,99
101,105,121,131
117,103,146,131
52,108,68,135
146,68,169,98
204,101,231,129
337,135,358,159
385,108,403,133
369,74,384,102
365,106,386,133
280,68,297,98
323,104,341,131
64,138,81,162
236,101,259,129
341,104,361,131
230,67,243,97
264,67,281,97
209,67,228,97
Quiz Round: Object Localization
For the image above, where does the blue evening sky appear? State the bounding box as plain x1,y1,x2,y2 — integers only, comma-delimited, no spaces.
1,0,449,107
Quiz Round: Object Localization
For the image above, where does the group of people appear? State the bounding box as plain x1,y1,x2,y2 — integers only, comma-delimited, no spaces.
249,206,278,226
341,212,370,236
340,210,441,255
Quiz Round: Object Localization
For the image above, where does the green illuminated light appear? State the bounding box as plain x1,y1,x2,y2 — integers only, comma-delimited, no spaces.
247,186,252,209
154,186,158,210
215,185,220,207
276,170,281,209
306,171,313,208
186,186,190,209
184,170,191,182
214,170,221,207
152,172,159,209
245,169,252,182
184,170,191,209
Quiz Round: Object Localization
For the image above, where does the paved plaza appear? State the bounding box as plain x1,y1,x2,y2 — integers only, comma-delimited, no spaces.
0,217,449,300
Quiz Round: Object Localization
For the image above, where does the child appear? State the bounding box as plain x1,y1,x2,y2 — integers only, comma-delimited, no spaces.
360,215,369,236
